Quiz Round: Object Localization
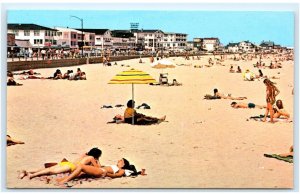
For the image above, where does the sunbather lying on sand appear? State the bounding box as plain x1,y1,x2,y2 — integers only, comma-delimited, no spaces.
279,145,293,157
124,100,166,125
231,102,266,109
57,158,145,184
13,69,40,75
214,88,247,100
7,135,24,146
168,79,182,86
18,148,102,179
7,76,22,86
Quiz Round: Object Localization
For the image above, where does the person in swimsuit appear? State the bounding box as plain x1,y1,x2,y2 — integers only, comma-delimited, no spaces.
230,102,266,109
263,79,280,123
7,135,24,146
18,148,102,179
236,66,242,73
124,100,166,125
229,66,235,73
57,158,140,184
279,145,293,157
273,99,290,119
213,88,247,100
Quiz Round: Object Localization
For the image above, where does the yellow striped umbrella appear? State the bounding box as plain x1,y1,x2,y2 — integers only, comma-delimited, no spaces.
108,68,157,124
108,68,157,84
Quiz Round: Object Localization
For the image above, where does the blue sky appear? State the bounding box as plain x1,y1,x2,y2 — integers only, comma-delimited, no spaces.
7,10,294,47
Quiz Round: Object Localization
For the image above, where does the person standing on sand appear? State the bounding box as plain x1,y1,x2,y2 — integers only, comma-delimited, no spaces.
263,79,280,123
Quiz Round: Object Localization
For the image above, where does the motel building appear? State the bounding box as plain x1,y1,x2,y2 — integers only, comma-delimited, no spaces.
133,30,165,51
202,37,220,52
162,32,188,51
7,23,58,51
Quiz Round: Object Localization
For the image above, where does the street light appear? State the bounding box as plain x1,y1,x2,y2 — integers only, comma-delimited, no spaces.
70,15,83,58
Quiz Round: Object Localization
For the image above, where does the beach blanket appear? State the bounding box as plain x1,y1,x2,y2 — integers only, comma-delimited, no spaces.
249,115,292,123
264,154,293,163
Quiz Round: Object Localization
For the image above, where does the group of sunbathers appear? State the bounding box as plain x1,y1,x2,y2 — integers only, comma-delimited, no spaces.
229,66,242,73
18,147,146,186
7,68,87,85
50,68,86,80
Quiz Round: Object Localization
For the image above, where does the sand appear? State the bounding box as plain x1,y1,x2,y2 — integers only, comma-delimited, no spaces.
6,54,294,188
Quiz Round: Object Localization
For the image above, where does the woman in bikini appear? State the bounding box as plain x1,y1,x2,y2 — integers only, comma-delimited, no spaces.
263,79,280,123
19,148,102,179
57,158,142,184
273,99,290,119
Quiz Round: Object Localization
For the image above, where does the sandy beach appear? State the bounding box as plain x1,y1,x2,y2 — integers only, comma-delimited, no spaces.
6,54,294,188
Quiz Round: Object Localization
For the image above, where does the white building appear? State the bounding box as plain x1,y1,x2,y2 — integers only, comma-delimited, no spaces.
226,43,239,53
202,38,220,52
239,41,255,53
8,24,58,49
162,32,187,51
133,30,164,51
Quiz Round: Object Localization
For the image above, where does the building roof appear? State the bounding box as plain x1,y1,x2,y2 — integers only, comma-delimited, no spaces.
226,43,239,48
8,24,57,31
111,30,134,38
164,32,187,35
133,29,164,33
54,27,82,33
77,29,110,35
15,39,32,48
203,37,219,40
260,41,275,47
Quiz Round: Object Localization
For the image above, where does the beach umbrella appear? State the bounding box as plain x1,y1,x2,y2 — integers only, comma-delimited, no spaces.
108,68,157,124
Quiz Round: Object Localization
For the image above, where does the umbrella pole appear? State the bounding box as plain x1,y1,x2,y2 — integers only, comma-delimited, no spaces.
132,83,134,125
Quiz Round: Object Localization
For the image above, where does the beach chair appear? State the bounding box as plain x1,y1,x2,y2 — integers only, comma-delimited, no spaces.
159,73,168,85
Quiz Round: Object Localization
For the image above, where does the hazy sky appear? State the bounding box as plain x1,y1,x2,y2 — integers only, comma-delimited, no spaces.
7,10,294,47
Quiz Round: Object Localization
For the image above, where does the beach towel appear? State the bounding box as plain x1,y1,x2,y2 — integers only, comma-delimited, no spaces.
100,105,113,109
264,154,293,163
249,115,292,123
204,94,221,100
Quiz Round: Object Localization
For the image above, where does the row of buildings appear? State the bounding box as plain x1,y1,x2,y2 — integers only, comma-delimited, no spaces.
7,24,189,53
7,23,291,55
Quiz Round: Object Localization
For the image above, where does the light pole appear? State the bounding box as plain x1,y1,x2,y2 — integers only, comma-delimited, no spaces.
70,15,83,58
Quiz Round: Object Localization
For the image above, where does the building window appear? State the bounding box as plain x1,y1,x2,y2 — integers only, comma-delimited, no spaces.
53,40,57,45
34,39,43,44
24,30,30,36
34,30,40,36
12,30,19,36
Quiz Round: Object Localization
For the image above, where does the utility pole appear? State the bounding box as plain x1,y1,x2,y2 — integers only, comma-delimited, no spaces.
71,15,84,58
